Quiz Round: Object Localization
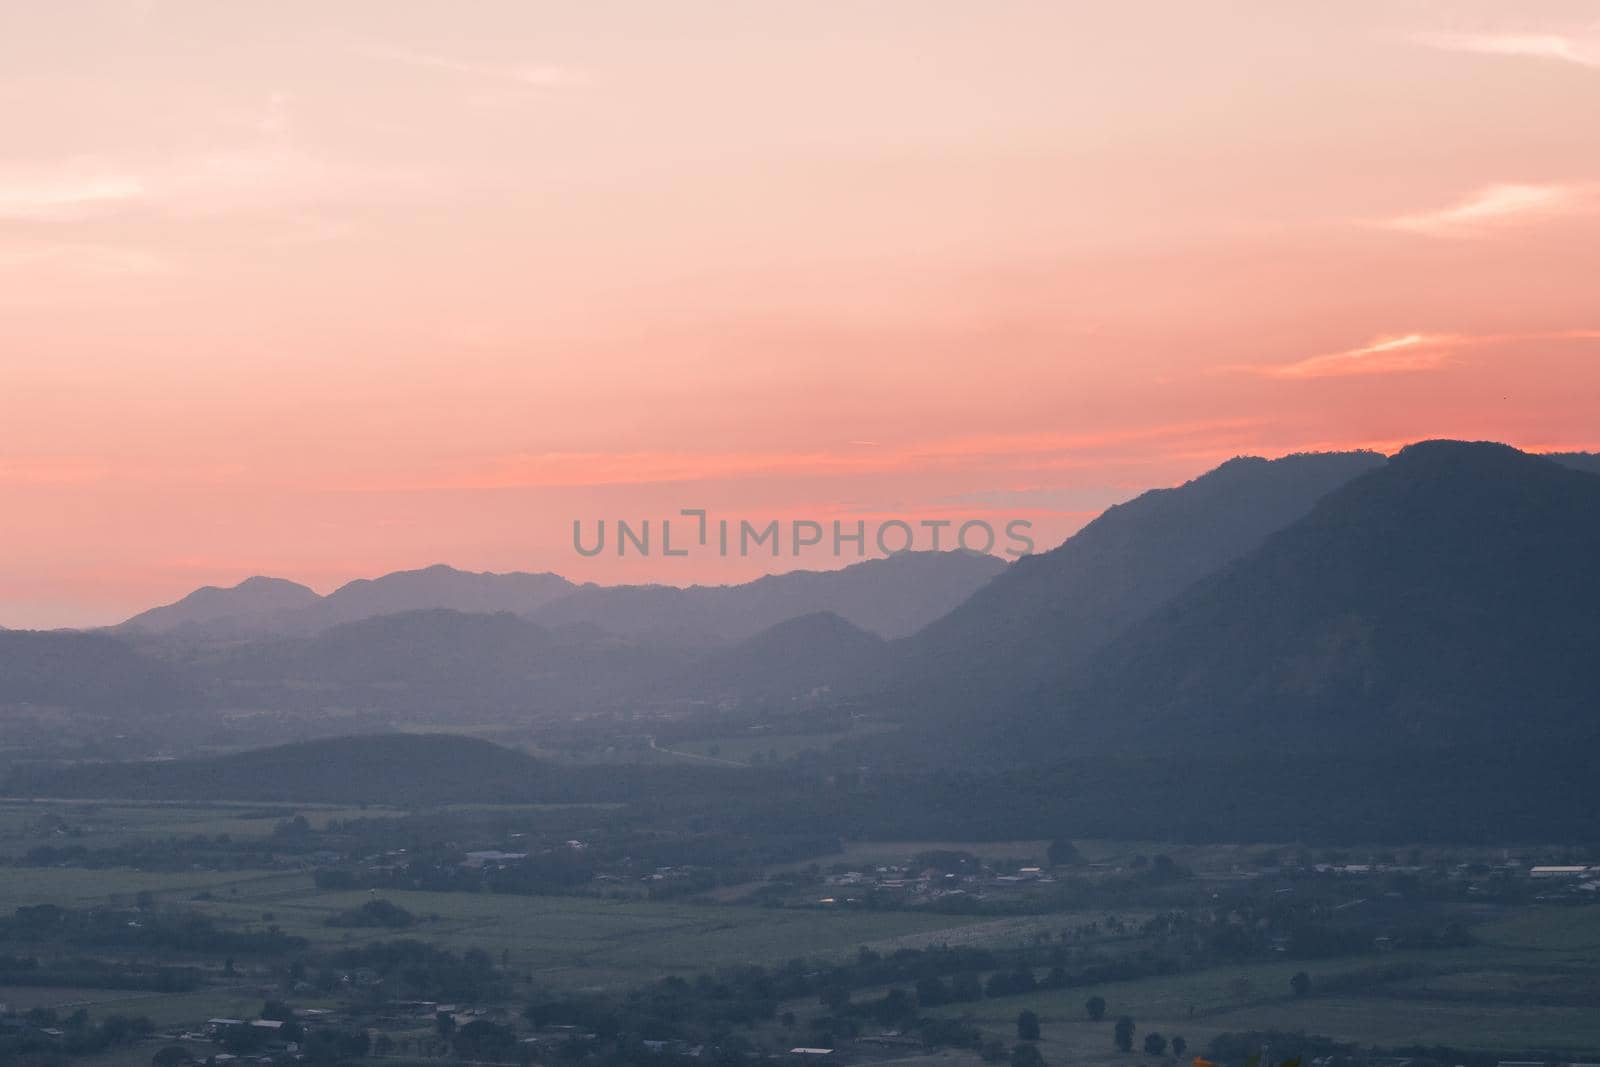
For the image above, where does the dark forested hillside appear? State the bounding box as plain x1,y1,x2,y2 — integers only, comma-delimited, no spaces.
7,733,550,804
667,611,885,708
2,733,763,811
875,450,1385,717
1035,441,1600,758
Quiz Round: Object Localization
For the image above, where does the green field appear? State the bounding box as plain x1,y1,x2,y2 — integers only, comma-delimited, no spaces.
194,881,1020,987
930,907,1600,1062
0,798,402,858
4,802,1599,1061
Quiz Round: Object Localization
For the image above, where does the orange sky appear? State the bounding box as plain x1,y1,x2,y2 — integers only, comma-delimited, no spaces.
3,1,1599,627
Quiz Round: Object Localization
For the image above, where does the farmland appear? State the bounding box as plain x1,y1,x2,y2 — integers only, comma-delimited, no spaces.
3,794,1600,1066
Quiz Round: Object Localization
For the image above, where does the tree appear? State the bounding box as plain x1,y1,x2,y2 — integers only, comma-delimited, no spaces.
259,1000,293,1022
435,1011,457,1039
1172,1036,1188,1059
952,971,984,1003
454,1020,519,1061
1144,1032,1167,1056
874,988,916,1026
151,1047,191,1067
1017,1010,1041,1041
1047,838,1084,866
1086,995,1108,1021
1114,1016,1135,1052
1012,1043,1047,1067
917,976,951,1007
1290,971,1312,998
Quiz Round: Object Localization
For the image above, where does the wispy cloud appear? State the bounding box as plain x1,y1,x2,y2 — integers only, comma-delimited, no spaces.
0,91,422,231
0,164,146,222
1413,29,1600,69
0,147,420,224
357,42,590,104
1385,183,1586,237
1241,334,1460,379
1226,330,1600,380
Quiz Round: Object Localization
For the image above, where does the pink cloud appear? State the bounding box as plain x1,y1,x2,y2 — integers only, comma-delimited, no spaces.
1225,330,1600,380
1385,184,1588,237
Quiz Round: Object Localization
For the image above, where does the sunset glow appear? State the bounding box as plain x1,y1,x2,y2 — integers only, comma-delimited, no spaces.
4,1,1599,627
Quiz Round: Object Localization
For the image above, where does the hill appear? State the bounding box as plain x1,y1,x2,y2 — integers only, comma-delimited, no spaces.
190,607,891,718
120,576,319,634
114,555,997,645
1549,451,1600,477
297,564,574,630
0,630,199,715
2,732,762,811
875,450,1386,718
1042,441,1600,758
669,611,885,708
531,551,1007,644
6,733,549,805
118,564,575,637
190,608,674,717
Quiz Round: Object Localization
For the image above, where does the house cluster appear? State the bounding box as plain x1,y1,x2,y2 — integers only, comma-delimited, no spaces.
1527,865,1600,896
816,862,1052,906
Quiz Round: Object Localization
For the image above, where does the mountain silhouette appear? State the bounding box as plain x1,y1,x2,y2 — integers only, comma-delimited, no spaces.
875,450,1386,718
120,576,319,635
530,551,1006,644
1040,441,1600,758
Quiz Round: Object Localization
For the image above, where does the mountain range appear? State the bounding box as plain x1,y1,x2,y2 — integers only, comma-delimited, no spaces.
119,565,575,638
117,551,1004,645
4,551,1005,724
7,439,1600,839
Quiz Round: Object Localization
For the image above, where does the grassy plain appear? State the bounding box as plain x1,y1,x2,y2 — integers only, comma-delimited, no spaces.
932,907,1600,1062
4,799,1600,1060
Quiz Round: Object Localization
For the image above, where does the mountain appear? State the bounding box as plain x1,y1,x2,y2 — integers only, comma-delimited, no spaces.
118,565,576,638
190,606,888,718
5,733,549,805
0,630,199,714
120,576,319,634
1039,441,1600,759
301,564,574,629
1549,451,1600,477
669,611,885,708
190,608,673,717
531,551,1007,644
876,450,1386,718
114,554,992,644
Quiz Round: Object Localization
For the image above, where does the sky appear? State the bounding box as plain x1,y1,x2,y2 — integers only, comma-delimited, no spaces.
3,0,1599,627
